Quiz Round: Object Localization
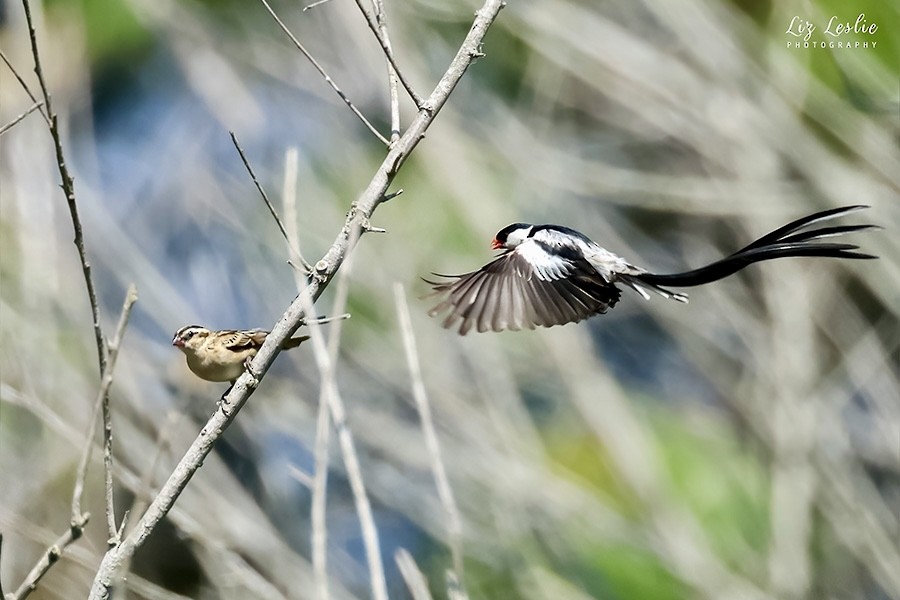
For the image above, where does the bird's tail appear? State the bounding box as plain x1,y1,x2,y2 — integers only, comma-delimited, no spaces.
281,335,310,349
627,205,878,300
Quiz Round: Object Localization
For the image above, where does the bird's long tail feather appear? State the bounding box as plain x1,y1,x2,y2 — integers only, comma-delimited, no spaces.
635,205,878,290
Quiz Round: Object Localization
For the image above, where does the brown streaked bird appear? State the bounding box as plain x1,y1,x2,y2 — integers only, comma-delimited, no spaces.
172,326,309,383
426,205,878,335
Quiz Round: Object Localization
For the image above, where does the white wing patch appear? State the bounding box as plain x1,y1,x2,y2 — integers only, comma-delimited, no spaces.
584,246,645,280
515,240,573,281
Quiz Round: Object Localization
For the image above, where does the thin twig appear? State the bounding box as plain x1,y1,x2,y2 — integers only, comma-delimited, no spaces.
71,286,138,530
0,533,5,599
393,283,466,587
21,0,108,376
282,146,316,286
0,99,45,136
257,0,390,146
298,288,388,600
124,410,181,532
0,48,51,125
102,285,139,546
109,409,180,593
310,366,334,600
306,224,361,600
367,0,400,141
383,189,404,202
307,228,370,600
12,517,89,600
230,132,313,273
353,0,424,111
310,373,331,600
87,2,506,596
307,224,362,600
286,464,314,488
302,0,334,11
395,549,434,600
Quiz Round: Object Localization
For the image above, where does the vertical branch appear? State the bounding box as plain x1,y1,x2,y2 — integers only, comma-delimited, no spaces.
310,375,332,600
0,533,5,599
281,147,314,289
393,284,466,587
21,0,108,376
351,0,423,110
305,211,361,600
298,288,388,600
71,286,137,526
103,285,139,545
369,0,400,141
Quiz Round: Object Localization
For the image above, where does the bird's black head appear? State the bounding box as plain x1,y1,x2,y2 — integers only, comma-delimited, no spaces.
493,223,533,249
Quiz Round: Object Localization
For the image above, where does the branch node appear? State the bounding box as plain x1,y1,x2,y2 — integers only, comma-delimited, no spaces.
362,218,387,234
383,189,404,202
287,260,314,278
109,511,129,547
70,520,86,540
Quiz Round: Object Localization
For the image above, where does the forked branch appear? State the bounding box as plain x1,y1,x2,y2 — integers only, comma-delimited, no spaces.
87,1,506,597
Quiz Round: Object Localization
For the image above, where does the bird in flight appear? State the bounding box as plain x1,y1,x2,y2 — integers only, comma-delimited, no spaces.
425,205,878,335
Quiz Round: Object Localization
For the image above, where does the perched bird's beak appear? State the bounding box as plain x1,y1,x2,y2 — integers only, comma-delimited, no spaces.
491,238,503,250
172,336,184,348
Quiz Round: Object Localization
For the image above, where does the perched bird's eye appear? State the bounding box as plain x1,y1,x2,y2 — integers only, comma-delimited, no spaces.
183,331,193,340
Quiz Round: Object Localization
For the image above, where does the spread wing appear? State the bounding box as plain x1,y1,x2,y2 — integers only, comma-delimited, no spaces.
426,242,621,335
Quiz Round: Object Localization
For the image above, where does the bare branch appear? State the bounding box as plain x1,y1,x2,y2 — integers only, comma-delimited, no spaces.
353,0,424,111
306,226,376,600
71,285,138,529
103,285,139,546
393,283,466,587
257,0,390,146
21,0,108,376
282,146,320,290
303,0,335,11
87,2,507,596
306,222,361,600
116,410,181,586
310,373,331,600
0,48,51,125
395,549,434,600
0,100,45,136
18,3,135,583
230,133,313,273
12,517,89,600
0,533,5,599
383,189,404,202
367,0,400,141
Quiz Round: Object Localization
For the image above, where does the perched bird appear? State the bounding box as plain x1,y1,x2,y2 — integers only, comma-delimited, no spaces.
172,326,309,383
426,205,878,335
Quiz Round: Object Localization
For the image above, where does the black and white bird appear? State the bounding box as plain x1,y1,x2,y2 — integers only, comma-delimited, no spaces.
425,205,877,335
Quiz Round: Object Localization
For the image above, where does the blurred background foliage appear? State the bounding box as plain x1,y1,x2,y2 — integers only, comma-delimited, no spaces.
1,0,898,598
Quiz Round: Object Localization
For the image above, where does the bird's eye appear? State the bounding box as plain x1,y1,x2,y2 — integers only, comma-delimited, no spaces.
183,331,194,340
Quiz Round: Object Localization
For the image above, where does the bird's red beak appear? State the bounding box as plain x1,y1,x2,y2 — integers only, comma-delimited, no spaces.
491,239,502,250
172,336,184,347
